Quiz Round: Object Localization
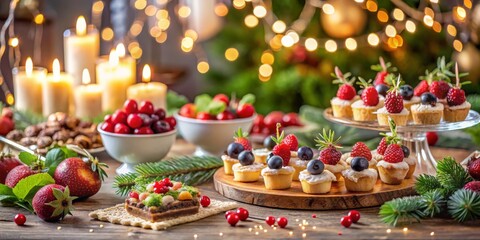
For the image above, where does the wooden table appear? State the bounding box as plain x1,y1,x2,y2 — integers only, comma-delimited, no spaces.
1,140,479,239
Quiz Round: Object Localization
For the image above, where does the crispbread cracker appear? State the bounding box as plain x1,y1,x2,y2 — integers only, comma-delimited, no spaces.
89,199,238,230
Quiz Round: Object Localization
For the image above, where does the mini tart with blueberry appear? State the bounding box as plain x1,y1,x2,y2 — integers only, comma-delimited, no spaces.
411,93,444,125
342,157,378,192
376,76,410,126
342,142,377,170
399,84,420,120
221,155,238,175
261,155,294,190
316,129,347,181
125,179,199,222
233,150,264,182
443,67,471,122
330,67,359,119
253,148,270,164
351,78,384,122
223,133,253,175
289,146,315,181
299,160,336,194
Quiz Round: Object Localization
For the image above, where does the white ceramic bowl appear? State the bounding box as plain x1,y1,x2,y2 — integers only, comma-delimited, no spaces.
174,113,255,156
98,125,177,175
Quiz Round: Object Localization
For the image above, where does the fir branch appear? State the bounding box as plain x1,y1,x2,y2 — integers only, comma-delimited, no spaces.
415,174,442,195
379,196,425,226
436,157,472,196
420,189,446,217
448,189,480,222
113,173,138,196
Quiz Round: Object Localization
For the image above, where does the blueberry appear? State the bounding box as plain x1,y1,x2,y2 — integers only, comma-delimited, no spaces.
307,159,325,175
263,136,276,150
238,150,255,166
297,146,314,161
267,155,283,169
375,84,389,97
351,157,369,171
399,85,414,101
267,152,274,161
227,142,244,159
401,145,410,158
421,92,437,106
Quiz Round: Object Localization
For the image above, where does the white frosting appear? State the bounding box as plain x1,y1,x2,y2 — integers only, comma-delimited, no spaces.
341,152,350,162
404,156,416,165
253,148,270,157
345,156,377,167
342,168,378,183
411,103,444,112
351,99,382,109
221,155,239,162
324,160,348,173
403,96,420,103
299,169,336,183
289,158,309,167
261,166,294,175
371,150,384,162
331,96,359,106
448,101,471,110
376,160,409,170
232,162,264,172
376,107,409,115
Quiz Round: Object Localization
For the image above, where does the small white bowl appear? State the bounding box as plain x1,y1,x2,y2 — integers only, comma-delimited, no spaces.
98,125,177,175
174,113,255,156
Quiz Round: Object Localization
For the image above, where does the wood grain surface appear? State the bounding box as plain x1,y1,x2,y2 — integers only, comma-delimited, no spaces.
0,140,479,240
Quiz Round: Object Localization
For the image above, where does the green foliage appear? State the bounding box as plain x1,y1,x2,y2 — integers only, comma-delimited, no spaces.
448,189,480,222
436,157,473,195
379,196,424,226
167,90,189,115
420,189,446,217
415,174,442,195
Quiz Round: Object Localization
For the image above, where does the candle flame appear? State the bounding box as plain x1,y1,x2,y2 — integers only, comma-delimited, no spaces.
53,58,60,80
82,68,91,85
116,43,126,58
26,57,33,77
109,49,119,66
142,64,151,83
76,16,87,36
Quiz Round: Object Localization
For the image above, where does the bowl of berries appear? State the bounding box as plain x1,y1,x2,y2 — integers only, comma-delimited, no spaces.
174,94,256,156
98,99,177,174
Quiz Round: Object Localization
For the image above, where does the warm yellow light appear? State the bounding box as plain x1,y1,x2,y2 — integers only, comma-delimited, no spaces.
261,51,275,64
182,37,194,49
272,20,286,33
109,50,119,66
225,48,239,61
432,22,442,32
8,37,18,47
82,68,91,85
377,10,389,23
185,29,198,41
156,0,168,4
101,27,114,41
387,37,399,49
178,6,191,18
305,38,318,51
156,9,169,19
149,26,162,38
215,3,229,17
269,35,283,51
233,0,246,9
447,24,457,36
259,74,270,82
52,58,61,80
345,38,357,51
367,33,380,46
130,47,143,59
366,0,378,12
116,43,126,58
430,0,438,3
287,31,300,43
354,0,365,2
130,21,143,37
145,5,157,16
395,35,404,46
157,18,170,30
281,35,294,47
423,15,434,27
128,42,139,52
134,0,147,10
155,32,168,43
142,64,151,83
6,93,14,105
385,25,397,37
197,61,209,74
464,0,472,9
424,7,434,17
244,15,259,28
259,64,273,77
322,3,335,15
392,8,405,21
325,40,337,52
34,14,44,24
25,57,33,77
453,40,463,52
76,16,87,36
405,20,416,33
92,1,104,14
455,7,467,20
253,6,267,18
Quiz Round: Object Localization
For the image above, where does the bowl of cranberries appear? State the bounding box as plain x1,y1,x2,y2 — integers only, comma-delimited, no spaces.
174,94,256,156
98,99,177,174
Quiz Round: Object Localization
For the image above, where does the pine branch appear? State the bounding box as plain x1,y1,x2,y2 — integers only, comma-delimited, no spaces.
448,189,480,222
436,157,472,196
113,173,138,196
379,196,425,226
415,174,442,195
420,189,446,217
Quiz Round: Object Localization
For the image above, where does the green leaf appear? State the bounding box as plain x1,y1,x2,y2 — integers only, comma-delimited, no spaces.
0,183,13,195
45,147,77,176
194,94,212,113
239,93,256,105
0,184,16,204
0,195,17,203
207,101,226,115
12,173,55,201
167,91,189,115
379,196,425,226
14,200,34,213
18,152,38,166
415,174,442,195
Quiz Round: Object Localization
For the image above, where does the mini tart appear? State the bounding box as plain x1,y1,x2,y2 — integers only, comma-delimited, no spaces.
330,96,360,118
371,150,384,163
221,155,238,175
351,98,384,122
288,158,308,181
403,96,421,120
404,156,416,179
444,101,471,122
376,160,409,185
253,148,270,164
411,103,444,125
324,160,348,182
376,107,409,126
299,169,336,194
261,166,294,190
232,162,264,182
343,152,378,170
341,168,378,192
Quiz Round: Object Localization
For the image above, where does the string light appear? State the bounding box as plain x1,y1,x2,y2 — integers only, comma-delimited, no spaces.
430,0,438,3
157,18,170,30
225,48,239,61
215,3,229,17
181,37,194,52
253,5,267,18
464,0,472,9
92,1,104,13
424,7,435,17
325,40,337,52
423,15,434,27
185,29,198,41
305,38,318,51
130,21,143,37
269,35,283,51
197,61,209,73
281,35,295,47
149,26,162,38
432,21,442,32
34,14,44,24
101,27,114,41
453,39,463,52
345,38,357,51
385,25,397,37
155,32,168,43
8,37,19,47
134,0,147,10
272,20,286,33
322,4,335,15
392,8,405,21
454,6,467,21
245,15,259,28
366,0,378,12
145,5,157,17
178,6,191,18
367,33,380,46
259,64,273,77
286,31,300,43
377,10,389,23
447,24,457,36
261,51,275,64
233,0,246,9
156,9,169,19
405,20,416,33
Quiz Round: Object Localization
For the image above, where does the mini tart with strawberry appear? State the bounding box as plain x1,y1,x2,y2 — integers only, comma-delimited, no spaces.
376,76,409,126
289,146,315,181
352,78,384,122
444,63,471,122
233,150,264,182
411,92,444,125
222,128,252,175
330,67,360,119
316,129,347,181
376,120,409,184
343,142,378,170
299,160,336,194
341,157,378,192
125,178,200,222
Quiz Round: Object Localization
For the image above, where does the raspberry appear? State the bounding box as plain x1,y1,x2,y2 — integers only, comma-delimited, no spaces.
414,80,429,97
430,80,451,99
385,92,404,113
361,87,379,106
319,146,342,165
383,144,404,163
351,142,372,161
234,128,252,151
282,134,298,151
377,137,388,155
337,84,356,101
446,87,466,106
464,181,480,193
272,143,291,166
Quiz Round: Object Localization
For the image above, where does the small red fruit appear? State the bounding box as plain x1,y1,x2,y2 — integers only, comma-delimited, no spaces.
0,153,22,184
340,216,352,228
236,208,249,221
225,210,236,219
282,113,302,127
374,71,389,86
337,84,357,101
103,114,112,123
14,214,26,226
5,165,38,188
414,80,430,97
0,117,14,136
312,214,317,218
265,216,276,226
165,116,176,128
234,128,252,151
111,110,128,124
447,88,466,106
385,91,404,113
32,184,76,222
348,210,361,223
430,80,450,99
154,108,166,120
217,111,235,120
317,129,342,165
154,186,169,194
123,99,138,114
277,217,288,228
426,132,438,146
138,101,155,115
100,122,115,133
1,107,13,119
134,127,154,135
127,114,143,129
162,178,173,187
464,181,480,193
272,144,291,166
361,86,380,106
179,103,197,118
227,213,240,226
196,112,214,120
264,111,284,130
213,94,229,106
467,158,480,180
377,137,388,155
237,104,255,118
384,144,404,163
200,196,211,208
351,142,372,161
282,134,298,151
129,191,139,199
114,123,131,134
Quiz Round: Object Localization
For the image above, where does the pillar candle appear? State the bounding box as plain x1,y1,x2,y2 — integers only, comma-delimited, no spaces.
42,59,73,116
74,69,103,120
127,64,167,109
116,43,136,85
64,16,99,86
12,57,46,115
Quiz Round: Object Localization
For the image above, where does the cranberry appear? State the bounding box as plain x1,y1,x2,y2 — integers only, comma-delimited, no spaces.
152,121,171,133
123,99,138,114
138,114,153,126
154,186,169,194
251,125,262,134
100,122,115,133
127,114,143,129
179,103,196,118
236,208,249,221
312,214,317,218
265,216,276,226
340,216,352,228
165,116,176,129
225,210,236,219
227,213,240,226
154,108,166,120
216,111,235,120
150,114,160,123
253,114,265,128
200,196,211,208
283,112,302,126
213,94,229,105
138,101,155,115
14,214,26,226
264,111,284,130
129,191,139,199
134,127,154,135
114,123,131,134
348,210,360,223
196,112,214,120
111,110,127,124
236,104,255,118
153,181,165,189
277,217,288,228
161,178,173,187
104,114,112,123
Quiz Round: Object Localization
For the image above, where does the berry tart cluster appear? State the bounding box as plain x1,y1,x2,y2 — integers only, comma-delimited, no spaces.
100,99,176,134
179,93,256,120
125,178,201,222
376,76,410,126
330,67,360,118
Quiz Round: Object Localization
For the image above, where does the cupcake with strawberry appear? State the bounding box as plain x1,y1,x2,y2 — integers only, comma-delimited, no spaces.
376,75,410,126
315,129,347,181
222,128,252,175
352,77,384,121
371,57,397,86
344,142,377,170
411,92,444,125
341,157,378,192
444,63,471,122
330,67,359,119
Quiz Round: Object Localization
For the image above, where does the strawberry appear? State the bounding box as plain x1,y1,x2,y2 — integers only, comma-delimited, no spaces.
446,62,469,106
32,184,76,222
467,157,480,180
430,80,450,99
351,142,372,161
234,128,252,151
5,165,39,188
413,80,429,97
371,57,396,86
315,129,342,165
464,181,480,193
377,137,388,155
357,77,379,106
282,134,298,151
271,124,291,166
383,144,404,163
0,153,22,184
374,71,388,86
385,76,404,113
332,66,356,101
426,132,438,146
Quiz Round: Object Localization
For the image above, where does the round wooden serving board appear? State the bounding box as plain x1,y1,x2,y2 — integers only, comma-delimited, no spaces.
214,167,416,210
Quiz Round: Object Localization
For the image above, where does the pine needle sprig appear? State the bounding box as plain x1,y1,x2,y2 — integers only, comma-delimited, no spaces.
415,174,442,195
448,189,480,222
436,157,472,195
379,196,425,226
113,173,138,196
420,189,446,217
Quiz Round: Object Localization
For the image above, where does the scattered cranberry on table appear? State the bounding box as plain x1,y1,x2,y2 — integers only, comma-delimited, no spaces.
265,216,276,226
225,210,236,219
200,195,211,208
227,213,240,226
340,216,352,228
348,210,361,223
277,217,288,228
236,208,249,221
14,214,26,226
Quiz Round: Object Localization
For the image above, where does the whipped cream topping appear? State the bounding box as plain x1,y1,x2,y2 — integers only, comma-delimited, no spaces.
345,156,377,167
411,103,444,112
331,96,359,106
289,158,309,167
299,169,336,184
351,99,382,109
324,160,348,173
253,148,270,157
404,156,416,165
376,107,409,115
447,101,471,110
371,150,384,162
222,155,238,162
341,152,350,162
261,166,294,175
342,168,378,183
376,160,409,170
404,96,420,103
233,162,264,172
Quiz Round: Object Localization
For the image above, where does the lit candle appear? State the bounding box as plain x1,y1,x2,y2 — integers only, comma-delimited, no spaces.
74,69,103,120
64,16,100,86
96,49,133,112
116,43,136,85
12,57,47,114
42,59,73,116
127,64,167,109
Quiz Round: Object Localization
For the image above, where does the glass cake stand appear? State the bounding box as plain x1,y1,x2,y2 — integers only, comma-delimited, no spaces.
323,108,480,175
